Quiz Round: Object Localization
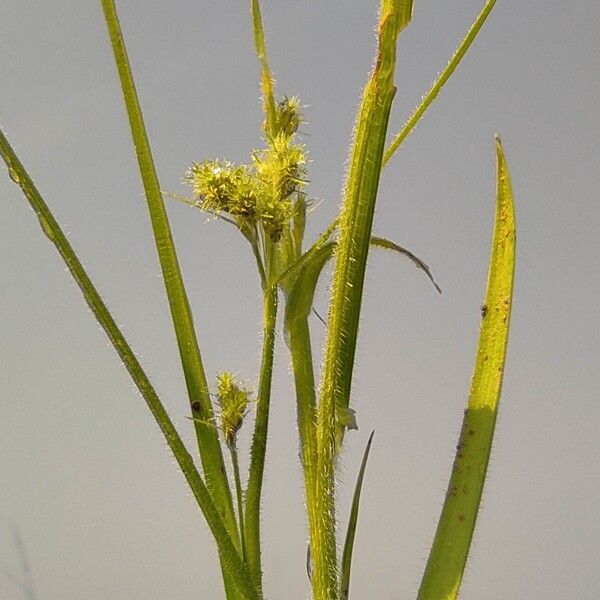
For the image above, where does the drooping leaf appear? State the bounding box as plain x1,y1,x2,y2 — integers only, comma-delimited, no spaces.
371,236,442,294
284,234,440,341
417,136,516,600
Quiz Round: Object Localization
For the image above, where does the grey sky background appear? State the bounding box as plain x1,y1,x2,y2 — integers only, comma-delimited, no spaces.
1,1,599,599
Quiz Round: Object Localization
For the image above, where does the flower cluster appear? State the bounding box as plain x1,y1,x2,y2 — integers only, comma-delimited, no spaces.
185,96,307,243
187,161,256,218
216,372,251,447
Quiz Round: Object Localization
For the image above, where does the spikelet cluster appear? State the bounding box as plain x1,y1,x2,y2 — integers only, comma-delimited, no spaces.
185,96,306,243
216,372,251,448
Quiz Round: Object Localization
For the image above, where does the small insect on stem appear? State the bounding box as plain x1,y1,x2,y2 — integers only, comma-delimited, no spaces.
480,304,488,318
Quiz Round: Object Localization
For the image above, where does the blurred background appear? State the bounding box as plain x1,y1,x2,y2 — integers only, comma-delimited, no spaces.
1,1,599,598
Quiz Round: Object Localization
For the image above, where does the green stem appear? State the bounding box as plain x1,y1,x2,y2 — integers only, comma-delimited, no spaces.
313,3,412,598
0,127,258,600
231,445,248,564
244,280,278,595
383,0,497,167
251,238,267,291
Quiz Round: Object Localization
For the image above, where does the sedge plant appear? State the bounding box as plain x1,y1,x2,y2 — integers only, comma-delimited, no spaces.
1,1,515,599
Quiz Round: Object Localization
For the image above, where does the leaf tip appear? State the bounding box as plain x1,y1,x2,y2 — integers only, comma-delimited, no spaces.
494,133,505,159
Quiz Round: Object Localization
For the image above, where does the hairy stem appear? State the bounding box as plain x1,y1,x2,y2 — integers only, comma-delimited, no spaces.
313,3,413,598
245,281,278,594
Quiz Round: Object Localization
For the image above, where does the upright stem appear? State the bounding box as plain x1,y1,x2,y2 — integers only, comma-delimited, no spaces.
245,278,278,595
313,3,412,598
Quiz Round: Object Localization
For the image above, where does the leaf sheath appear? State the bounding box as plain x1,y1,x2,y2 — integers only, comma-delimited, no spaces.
313,3,414,599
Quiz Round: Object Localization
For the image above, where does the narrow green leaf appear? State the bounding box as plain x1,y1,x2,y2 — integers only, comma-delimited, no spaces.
276,218,338,293
0,127,259,600
101,5,244,597
251,0,277,135
284,230,434,533
417,136,516,600
339,431,375,600
370,236,442,294
282,228,338,590
313,3,413,597
99,0,238,549
383,0,497,167
284,243,335,331
285,235,438,335
287,311,320,570
284,241,331,527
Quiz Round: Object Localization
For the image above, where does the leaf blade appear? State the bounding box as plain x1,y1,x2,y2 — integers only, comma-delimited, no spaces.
0,127,259,600
99,0,238,545
383,0,497,166
417,136,516,600
339,431,375,600
284,243,335,331
370,236,442,294
251,0,277,135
